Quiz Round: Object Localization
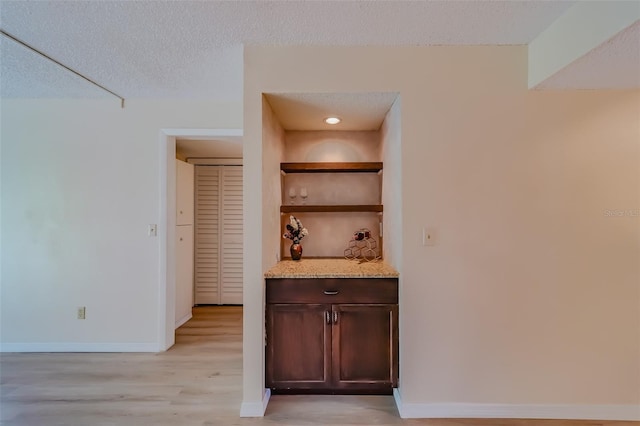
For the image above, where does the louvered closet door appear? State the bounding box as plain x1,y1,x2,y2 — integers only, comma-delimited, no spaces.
220,167,243,304
194,166,243,305
195,167,221,304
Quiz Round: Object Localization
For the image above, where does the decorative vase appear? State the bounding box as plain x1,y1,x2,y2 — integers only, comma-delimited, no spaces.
290,243,303,261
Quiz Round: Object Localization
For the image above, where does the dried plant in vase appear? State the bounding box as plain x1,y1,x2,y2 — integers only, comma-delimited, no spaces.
282,215,308,260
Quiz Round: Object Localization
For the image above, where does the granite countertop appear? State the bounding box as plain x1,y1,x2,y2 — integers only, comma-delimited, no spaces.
264,258,399,279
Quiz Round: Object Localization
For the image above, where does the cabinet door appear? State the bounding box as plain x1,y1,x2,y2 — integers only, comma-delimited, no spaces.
266,304,331,390
332,304,398,393
175,225,194,328
176,160,194,225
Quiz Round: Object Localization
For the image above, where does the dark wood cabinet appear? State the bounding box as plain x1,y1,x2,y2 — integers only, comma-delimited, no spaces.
266,303,331,390
331,304,398,391
265,278,398,394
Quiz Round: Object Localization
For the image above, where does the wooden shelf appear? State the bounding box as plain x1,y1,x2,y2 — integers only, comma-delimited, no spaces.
281,205,383,213
279,161,384,259
281,162,383,173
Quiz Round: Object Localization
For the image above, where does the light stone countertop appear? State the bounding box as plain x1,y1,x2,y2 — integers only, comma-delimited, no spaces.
264,258,399,279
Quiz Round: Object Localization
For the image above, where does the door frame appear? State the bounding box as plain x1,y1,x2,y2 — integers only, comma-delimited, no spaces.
157,128,243,351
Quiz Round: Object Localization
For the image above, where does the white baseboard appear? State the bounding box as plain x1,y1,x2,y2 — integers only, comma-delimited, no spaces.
393,389,639,421
240,388,271,417
0,342,159,353
174,313,193,329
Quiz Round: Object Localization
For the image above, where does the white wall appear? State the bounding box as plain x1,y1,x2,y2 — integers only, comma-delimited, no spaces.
528,1,640,88
0,99,241,351
243,46,640,419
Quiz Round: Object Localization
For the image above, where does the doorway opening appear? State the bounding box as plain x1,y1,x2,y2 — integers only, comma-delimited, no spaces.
158,128,242,351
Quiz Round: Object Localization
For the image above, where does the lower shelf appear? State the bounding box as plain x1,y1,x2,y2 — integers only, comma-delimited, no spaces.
280,211,383,260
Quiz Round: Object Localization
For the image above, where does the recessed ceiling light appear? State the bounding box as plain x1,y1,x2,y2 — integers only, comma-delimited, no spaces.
324,117,341,125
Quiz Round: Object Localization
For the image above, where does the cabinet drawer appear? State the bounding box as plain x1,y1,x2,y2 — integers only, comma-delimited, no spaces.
266,278,398,304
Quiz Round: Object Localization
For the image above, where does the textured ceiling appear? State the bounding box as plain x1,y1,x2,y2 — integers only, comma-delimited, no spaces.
1,0,578,101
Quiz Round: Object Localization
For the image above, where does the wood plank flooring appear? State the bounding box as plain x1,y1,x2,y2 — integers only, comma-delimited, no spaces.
1,306,636,426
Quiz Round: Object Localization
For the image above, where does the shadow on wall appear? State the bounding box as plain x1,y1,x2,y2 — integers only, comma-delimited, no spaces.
306,141,363,162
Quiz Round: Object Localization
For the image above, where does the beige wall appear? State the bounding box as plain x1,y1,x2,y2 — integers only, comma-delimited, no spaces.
243,45,640,416
284,130,380,162
241,95,285,408
380,98,402,269
261,97,285,270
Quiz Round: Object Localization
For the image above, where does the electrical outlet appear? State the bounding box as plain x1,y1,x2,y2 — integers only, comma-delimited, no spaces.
77,307,86,320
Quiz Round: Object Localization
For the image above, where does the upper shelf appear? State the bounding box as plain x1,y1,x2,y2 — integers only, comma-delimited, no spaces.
281,205,383,213
281,162,383,173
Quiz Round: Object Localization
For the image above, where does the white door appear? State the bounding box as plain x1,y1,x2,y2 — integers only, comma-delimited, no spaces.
175,224,194,327
176,160,194,225
194,165,243,305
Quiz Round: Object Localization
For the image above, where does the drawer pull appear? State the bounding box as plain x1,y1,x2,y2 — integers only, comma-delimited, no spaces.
323,290,339,295
333,311,338,324
325,311,331,324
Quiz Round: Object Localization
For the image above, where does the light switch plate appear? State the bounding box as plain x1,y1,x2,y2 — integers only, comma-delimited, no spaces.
422,227,436,246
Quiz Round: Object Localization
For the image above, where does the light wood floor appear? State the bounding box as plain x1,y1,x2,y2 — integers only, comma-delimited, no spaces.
1,306,636,426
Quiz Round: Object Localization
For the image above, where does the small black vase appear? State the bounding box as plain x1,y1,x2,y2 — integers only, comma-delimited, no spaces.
290,243,303,261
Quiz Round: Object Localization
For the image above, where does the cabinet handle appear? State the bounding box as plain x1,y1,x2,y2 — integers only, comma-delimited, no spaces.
325,311,331,324
323,290,339,295
333,311,338,324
